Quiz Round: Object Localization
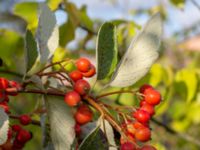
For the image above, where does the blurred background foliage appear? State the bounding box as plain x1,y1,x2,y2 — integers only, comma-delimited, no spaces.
0,0,200,150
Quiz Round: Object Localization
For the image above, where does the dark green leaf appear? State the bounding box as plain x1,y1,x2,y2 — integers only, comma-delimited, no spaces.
59,19,76,47
79,126,109,150
97,22,118,80
25,30,38,72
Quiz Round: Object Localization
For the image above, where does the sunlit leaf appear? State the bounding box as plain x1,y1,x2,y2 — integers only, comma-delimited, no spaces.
46,96,75,150
170,0,185,8
96,22,118,80
0,108,9,145
47,0,62,11
13,2,38,29
175,69,198,102
109,13,162,87
36,3,59,64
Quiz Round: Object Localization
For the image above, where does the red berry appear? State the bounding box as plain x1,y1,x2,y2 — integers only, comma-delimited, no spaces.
135,127,151,142
5,87,18,96
133,110,150,124
144,89,161,106
82,64,96,78
133,121,149,129
13,139,25,149
0,102,9,113
76,58,91,72
9,81,22,90
139,100,148,107
75,105,93,125
0,78,9,89
69,70,83,82
64,91,81,107
141,145,157,150
19,115,31,126
140,104,155,116
139,84,153,94
74,123,82,135
126,122,136,135
7,128,13,139
12,124,22,132
74,79,90,95
16,129,32,143
120,142,137,150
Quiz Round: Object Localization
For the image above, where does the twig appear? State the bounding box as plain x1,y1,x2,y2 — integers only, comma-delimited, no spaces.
9,114,42,126
151,118,200,147
96,90,136,100
191,0,200,11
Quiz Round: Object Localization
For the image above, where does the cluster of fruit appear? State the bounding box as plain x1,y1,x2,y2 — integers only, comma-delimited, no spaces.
120,84,161,150
0,78,21,113
64,58,96,135
1,115,32,150
0,78,33,149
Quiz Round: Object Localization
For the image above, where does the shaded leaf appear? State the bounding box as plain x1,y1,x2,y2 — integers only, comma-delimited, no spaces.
59,19,75,47
79,126,109,150
0,108,9,145
96,22,118,80
36,3,59,64
109,13,162,87
0,12,27,35
25,30,38,73
46,96,75,150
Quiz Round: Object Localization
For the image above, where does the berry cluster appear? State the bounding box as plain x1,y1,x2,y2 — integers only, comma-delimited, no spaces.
64,58,96,134
0,77,21,114
120,84,161,150
1,115,32,150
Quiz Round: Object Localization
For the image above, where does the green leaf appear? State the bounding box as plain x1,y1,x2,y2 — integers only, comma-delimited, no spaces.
175,69,198,102
170,0,185,8
109,13,162,87
13,2,38,29
0,12,27,35
25,30,38,73
59,19,76,47
36,3,59,64
0,108,9,145
96,22,118,80
47,0,62,11
46,96,75,150
79,126,109,150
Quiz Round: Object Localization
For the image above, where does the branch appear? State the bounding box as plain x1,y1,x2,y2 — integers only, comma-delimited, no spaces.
151,118,200,147
191,0,200,11
0,70,23,78
9,114,42,126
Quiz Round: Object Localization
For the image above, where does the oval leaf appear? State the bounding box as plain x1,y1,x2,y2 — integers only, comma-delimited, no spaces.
25,30,38,73
36,3,59,64
0,108,9,145
79,126,109,150
96,22,118,80
109,13,162,87
46,96,75,150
